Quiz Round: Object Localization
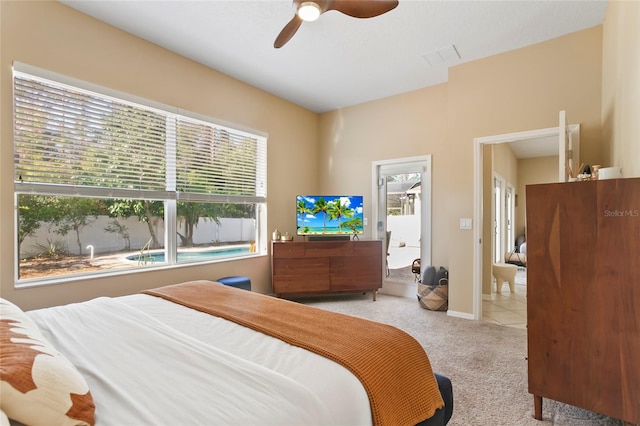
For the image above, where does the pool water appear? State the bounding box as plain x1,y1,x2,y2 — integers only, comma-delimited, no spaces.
126,246,250,263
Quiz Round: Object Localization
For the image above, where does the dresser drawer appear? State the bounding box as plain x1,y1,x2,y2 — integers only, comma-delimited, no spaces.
271,242,306,257
273,258,329,276
273,276,330,293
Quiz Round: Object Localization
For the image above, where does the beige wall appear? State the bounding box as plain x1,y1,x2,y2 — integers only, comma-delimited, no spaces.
446,26,603,315
492,144,518,188
0,1,318,310
516,156,558,237
602,0,640,178
318,84,449,263
319,26,603,315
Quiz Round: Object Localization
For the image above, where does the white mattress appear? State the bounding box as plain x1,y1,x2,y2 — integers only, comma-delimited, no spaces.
27,294,372,425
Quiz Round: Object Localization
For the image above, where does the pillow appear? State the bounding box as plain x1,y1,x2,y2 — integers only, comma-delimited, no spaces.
420,265,436,285
0,410,9,426
0,299,95,426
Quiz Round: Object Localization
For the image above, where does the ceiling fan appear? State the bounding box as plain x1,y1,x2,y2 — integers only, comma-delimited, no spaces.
274,0,399,48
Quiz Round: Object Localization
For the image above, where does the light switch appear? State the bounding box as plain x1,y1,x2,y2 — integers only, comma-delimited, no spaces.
363,217,368,226
460,218,472,230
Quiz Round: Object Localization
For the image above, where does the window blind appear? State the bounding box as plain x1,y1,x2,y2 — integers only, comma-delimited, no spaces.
13,69,267,202
176,118,266,200
14,74,168,191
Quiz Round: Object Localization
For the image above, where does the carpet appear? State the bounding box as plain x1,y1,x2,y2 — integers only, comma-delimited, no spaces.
300,293,623,426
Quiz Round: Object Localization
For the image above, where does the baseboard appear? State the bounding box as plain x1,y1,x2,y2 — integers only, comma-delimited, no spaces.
379,281,418,299
447,310,475,320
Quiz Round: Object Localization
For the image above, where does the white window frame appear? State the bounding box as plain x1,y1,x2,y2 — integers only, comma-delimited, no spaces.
13,63,267,286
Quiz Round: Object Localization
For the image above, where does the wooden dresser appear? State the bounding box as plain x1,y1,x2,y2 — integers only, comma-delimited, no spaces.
271,240,382,300
526,178,640,424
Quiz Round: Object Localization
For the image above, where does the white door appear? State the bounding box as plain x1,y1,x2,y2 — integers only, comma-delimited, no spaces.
493,175,503,263
372,156,431,298
493,176,515,265
506,184,515,252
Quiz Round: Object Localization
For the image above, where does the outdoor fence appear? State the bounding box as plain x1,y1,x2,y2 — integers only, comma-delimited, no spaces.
20,216,256,258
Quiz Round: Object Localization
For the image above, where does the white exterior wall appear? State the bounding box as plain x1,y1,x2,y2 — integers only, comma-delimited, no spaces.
387,214,421,247
20,216,255,257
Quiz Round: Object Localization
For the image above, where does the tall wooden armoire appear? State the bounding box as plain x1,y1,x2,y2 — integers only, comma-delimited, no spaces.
526,178,640,424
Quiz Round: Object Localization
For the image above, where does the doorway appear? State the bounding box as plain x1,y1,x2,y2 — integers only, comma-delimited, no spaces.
472,115,580,320
372,156,432,298
493,175,516,263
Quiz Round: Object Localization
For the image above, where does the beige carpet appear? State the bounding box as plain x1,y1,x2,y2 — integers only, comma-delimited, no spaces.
300,293,623,426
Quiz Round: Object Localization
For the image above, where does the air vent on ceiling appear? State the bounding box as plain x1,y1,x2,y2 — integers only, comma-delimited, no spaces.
422,44,461,67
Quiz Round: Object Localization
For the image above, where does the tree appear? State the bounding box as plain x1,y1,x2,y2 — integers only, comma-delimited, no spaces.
17,195,59,252
104,219,131,250
312,197,330,234
176,202,221,247
296,199,311,232
50,197,105,255
18,194,44,253
327,198,354,234
107,199,164,249
341,217,364,235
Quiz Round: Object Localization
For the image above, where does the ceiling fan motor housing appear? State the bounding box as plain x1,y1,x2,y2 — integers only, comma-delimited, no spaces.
275,0,399,48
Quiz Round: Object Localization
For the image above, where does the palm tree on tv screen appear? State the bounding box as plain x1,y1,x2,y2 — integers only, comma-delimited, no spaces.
296,199,311,232
328,199,354,234
342,216,363,234
312,197,330,233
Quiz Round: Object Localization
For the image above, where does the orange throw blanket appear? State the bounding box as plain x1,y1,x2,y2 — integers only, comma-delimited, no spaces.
144,281,444,425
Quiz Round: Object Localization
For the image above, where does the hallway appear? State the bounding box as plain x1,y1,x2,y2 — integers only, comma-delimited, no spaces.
482,269,527,329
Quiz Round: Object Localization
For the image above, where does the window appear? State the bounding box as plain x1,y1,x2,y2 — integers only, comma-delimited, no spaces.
13,63,267,284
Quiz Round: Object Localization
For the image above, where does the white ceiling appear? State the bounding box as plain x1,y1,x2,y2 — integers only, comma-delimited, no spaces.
59,0,608,115
509,135,558,158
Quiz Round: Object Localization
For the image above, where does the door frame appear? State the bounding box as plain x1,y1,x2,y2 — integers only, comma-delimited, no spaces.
472,124,579,320
505,182,516,260
371,155,432,298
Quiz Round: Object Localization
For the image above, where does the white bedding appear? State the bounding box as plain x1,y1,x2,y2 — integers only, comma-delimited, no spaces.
27,294,372,426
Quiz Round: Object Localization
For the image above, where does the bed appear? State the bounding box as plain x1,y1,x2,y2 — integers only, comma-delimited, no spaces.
1,280,450,426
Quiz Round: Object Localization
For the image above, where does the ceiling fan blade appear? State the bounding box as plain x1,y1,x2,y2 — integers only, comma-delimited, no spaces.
328,0,399,18
274,15,304,48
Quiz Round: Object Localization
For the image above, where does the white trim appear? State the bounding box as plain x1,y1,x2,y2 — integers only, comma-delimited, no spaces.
372,155,431,299
474,128,556,320
12,64,268,287
446,310,475,320
506,183,516,255
472,124,579,320
13,183,176,200
474,126,559,145
14,251,265,290
492,172,506,263
473,140,484,320
165,199,178,265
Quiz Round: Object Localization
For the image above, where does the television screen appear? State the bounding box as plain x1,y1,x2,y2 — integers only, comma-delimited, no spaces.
296,195,364,236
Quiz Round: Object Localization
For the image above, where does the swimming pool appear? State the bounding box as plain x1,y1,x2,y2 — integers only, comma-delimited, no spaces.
125,246,251,263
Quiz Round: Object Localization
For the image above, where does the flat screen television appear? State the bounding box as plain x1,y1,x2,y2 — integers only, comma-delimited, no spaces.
296,195,364,236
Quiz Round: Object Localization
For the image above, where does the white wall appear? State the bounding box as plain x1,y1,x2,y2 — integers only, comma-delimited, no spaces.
20,216,256,257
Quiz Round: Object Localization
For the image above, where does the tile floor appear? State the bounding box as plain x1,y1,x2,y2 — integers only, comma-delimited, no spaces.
482,269,527,329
